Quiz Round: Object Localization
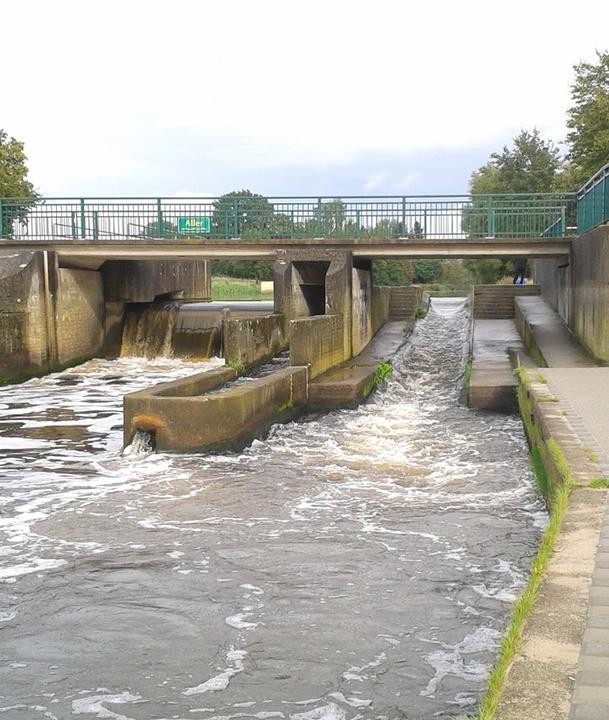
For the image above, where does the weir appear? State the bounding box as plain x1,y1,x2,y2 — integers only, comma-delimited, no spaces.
0,298,544,718
2,164,609,717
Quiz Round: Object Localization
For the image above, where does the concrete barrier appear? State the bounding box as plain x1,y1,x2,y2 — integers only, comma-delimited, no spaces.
289,314,345,379
472,284,540,319
388,285,424,320
223,314,287,369
124,366,308,452
0,251,104,383
371,286,391,335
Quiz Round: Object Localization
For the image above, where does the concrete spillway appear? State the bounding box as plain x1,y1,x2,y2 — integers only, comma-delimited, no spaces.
0,299,544,718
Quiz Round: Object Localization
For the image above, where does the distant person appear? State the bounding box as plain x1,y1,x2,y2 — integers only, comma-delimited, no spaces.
512,259,526,285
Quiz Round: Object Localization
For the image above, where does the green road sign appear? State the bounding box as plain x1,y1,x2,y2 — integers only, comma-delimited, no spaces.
177,216,211,234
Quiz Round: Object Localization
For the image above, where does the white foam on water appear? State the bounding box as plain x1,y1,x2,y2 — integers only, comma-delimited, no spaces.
0,557,67,582
421,626,502,698
183,647,247,696
72,691,141,719
290,703,347,720
225,610,259,629
328,692,371,708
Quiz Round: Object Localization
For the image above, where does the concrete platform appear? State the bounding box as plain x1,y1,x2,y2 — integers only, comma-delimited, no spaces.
515,296,596,368
309,321,411,409
468,319,524,412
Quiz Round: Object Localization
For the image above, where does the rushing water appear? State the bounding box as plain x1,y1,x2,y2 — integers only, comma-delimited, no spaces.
0,299,544,720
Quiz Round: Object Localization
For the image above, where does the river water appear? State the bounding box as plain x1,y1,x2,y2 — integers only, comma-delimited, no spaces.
0,298,544,720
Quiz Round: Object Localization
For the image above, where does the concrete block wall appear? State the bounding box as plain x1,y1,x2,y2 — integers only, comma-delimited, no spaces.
388,286,423,320
55,269,104,365
371,286,391,335
0,252,104,381
534,225,609,363
472,284,540,319
124,365,308,452
289,314,345,379
223,314,288,368
351,266,372,356
102,259,211,303
0,251,48,380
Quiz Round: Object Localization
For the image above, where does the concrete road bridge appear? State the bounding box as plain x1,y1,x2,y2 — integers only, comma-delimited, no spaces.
0,192,580,267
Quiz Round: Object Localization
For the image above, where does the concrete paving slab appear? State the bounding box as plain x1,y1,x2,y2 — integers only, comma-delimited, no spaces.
468,319,524,412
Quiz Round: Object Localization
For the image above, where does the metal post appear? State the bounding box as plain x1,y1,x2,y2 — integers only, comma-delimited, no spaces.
487,197,495,238
233,198,239,237
290,210,294,239
356,209,360,240
316,198,322,236
80,199,86,238
93,211,99,240
401,197,406,235
71,211,78,239
156,199,163,238
560,206,566,238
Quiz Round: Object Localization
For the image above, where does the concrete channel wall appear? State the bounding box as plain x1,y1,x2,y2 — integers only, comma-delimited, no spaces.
289,314,345,379
534,224,609,363
472,284,540,319
0,251,104,382
223,314,288,368
0,251,214,382
124,365,308,452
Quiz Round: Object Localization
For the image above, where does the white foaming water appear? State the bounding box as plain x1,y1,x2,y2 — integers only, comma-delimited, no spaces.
0,300,546,719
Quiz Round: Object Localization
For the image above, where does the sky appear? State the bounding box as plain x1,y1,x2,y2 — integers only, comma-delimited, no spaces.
2,0,609,198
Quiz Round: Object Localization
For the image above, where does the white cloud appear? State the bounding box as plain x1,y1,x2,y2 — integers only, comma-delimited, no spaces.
2,0,608,194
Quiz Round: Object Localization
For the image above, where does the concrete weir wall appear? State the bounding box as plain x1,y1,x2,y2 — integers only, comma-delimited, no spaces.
289,314,345,379
0,251,214,381
472,284,540,319
0,251,104,381
124,365,308,452
223,314,288,369
55,268,104,365
534,225,609,363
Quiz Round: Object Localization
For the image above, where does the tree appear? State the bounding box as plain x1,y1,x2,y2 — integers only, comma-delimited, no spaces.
413,259,442,284
211,190,274,237
0,129,37,237
566,50,609,185
464,129,563,283
140,219,177,238
372,259,414,286
470,129,562,195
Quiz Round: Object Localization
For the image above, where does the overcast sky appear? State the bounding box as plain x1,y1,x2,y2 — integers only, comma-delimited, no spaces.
2,0,608,197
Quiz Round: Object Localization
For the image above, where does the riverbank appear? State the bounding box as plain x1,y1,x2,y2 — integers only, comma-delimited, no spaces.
468,291,609,720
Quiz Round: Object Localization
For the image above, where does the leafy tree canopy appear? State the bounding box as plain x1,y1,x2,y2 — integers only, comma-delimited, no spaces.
212,190,274,236
566,50,609,186
469,129,562,195
0,130,36,199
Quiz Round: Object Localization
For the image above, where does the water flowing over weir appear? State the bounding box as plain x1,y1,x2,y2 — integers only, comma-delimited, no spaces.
0,299,545,720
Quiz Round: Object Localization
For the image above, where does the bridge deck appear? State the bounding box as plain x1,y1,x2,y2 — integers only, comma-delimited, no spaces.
0,236,571,267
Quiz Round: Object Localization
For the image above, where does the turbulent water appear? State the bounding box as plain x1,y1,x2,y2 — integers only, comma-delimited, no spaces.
0,299,544,720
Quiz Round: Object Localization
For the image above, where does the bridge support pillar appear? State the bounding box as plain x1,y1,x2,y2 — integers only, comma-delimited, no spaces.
274,250,379,363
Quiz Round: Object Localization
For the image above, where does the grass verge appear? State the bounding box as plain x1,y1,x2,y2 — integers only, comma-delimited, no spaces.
472,479,570,720
212,276,268,301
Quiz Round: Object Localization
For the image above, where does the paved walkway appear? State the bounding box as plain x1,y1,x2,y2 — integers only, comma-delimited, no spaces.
543,369,609,720
516,297,596,368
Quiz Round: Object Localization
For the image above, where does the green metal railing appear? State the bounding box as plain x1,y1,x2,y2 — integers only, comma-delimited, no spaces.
0,193,576,242
577,163,609,234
